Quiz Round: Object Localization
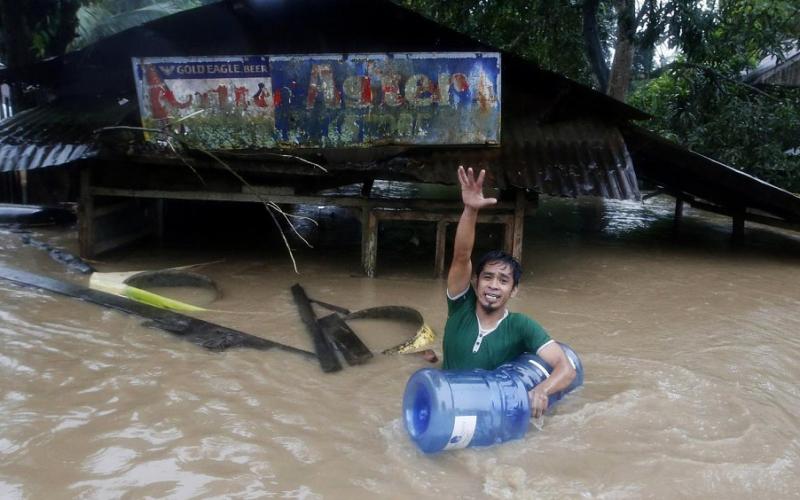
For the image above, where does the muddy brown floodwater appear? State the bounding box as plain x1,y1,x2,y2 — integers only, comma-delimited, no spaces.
1,195,799,499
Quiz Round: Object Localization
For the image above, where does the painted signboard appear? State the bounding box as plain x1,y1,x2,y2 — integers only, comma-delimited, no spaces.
131,53,500,149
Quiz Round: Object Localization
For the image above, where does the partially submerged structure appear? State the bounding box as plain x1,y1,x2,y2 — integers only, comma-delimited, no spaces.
1,0,798,276
746,47,800,87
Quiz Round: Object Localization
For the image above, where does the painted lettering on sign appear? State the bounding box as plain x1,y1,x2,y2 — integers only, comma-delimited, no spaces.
132,53,501,149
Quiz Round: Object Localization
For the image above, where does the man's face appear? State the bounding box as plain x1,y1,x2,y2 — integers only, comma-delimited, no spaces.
474,260,518,313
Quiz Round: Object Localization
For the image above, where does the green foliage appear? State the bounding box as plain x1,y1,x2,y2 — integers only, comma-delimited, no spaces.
0,0,82,63
71,0,217,50
631,63,800,192
630,0,800,192
0,0,216,64
397,0,595,85
400,0,800,191
3,0,798,191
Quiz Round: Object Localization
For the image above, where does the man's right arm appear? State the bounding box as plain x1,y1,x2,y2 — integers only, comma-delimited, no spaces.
447,166,497,295
447,206,478,295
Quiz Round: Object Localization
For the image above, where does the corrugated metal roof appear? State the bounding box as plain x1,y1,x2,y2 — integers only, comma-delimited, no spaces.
0,98,135,172
622,124,800,224
373,118,640,199
502,119,638,199
746,47,800,87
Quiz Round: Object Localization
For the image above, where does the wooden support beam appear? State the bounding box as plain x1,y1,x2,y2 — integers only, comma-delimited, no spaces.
78,166,94,259
674,196,684,228
372,209,512,225
363,210,378,278
434,219,447,279
90,186,516,212
732,206,746,244
18,169,28,205
512,190,526,263
688,199,800,232
361,179,374,198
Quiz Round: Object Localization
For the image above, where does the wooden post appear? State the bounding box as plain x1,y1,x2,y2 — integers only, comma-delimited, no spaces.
732,206,746,244
361,179,374,198
674,196,684,228
434,219,448,279
154,198,165,245
78,165,95,259
362,207,378,278
18,169,28,205
511,189,526,263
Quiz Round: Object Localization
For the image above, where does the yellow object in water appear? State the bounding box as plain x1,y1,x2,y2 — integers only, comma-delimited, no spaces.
382,323,437,355
89,271,207,313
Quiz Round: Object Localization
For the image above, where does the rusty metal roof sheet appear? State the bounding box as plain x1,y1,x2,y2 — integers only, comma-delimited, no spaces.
501,119,638,199
622,124,800,224
373,118,640,199
0,98,135,172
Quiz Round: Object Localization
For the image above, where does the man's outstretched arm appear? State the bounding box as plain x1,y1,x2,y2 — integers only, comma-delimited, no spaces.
447,166,497,295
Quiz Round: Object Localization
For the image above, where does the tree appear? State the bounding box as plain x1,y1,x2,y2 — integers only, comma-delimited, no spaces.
399,0,595,85
629,0,800,191
401,0,800,191
0,0,215,66
0,0,82,68
0,0,214,109
70,0,216,51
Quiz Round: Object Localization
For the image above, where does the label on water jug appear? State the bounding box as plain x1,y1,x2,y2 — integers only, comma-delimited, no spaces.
443,415,477,450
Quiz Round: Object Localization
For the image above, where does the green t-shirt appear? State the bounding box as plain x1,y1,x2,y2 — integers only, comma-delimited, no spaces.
442,286,552,370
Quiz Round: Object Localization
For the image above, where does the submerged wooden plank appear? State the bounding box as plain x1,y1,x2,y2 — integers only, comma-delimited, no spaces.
317,313,373,366
0,265,315,358
290,283,342,372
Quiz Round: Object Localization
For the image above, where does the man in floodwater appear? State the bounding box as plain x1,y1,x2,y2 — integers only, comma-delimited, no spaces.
442,166,576,418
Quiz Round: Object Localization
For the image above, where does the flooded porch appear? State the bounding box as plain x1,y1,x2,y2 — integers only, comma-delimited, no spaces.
1,195,798,498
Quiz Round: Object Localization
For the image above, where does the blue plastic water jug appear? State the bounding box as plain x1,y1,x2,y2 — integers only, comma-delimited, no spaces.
402,343,583,454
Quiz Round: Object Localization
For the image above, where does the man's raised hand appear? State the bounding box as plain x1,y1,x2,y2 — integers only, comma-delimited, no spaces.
458,166,497,211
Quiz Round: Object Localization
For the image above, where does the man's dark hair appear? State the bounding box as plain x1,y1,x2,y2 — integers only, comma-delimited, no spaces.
475,250,522,287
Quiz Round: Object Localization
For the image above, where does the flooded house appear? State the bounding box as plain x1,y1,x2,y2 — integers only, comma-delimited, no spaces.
2,4,800,496
1,0,798,275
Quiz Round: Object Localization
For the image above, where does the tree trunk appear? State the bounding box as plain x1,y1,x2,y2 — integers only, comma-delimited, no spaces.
582,0,610,92
607,0,636,101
